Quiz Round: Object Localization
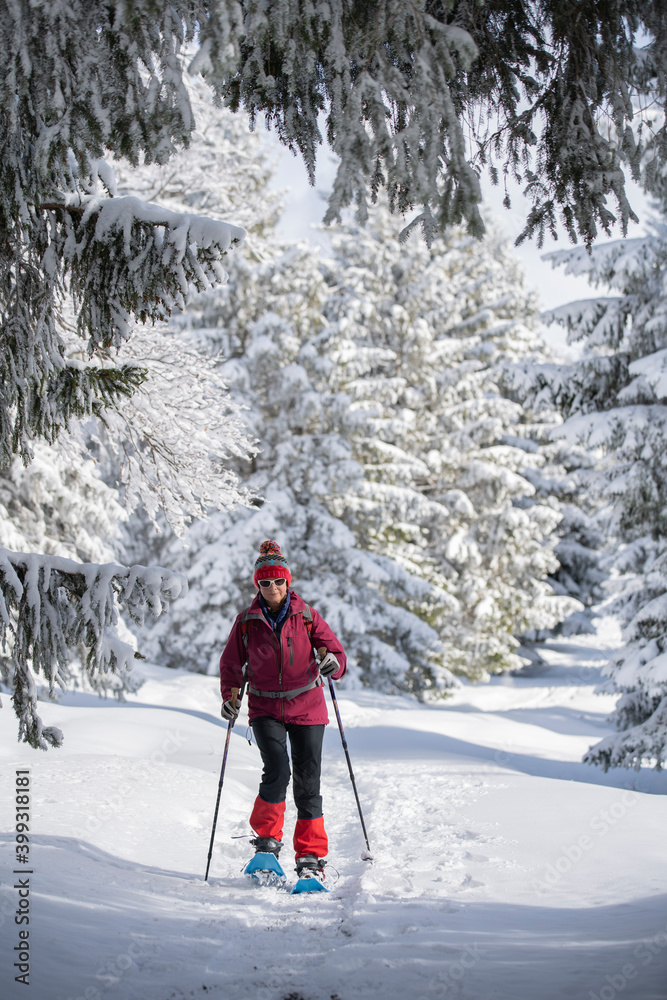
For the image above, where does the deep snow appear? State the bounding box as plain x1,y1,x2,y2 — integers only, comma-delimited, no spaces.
1,621,666,1000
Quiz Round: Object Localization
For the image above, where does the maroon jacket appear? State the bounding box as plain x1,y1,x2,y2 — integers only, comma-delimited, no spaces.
219,591,346,725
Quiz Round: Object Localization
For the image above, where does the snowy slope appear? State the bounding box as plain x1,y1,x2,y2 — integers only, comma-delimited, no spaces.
1,625,666,1000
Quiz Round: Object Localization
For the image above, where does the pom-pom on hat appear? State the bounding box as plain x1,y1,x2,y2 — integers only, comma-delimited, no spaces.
253,540,292,587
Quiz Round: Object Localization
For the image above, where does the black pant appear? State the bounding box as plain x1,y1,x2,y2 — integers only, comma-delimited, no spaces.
251,717,325,819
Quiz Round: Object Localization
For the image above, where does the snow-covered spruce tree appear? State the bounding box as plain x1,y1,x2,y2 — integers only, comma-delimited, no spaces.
0,2,247,470
136,241,457,696
534,185,667,768
318,204,578,679
0,302,251,747
0,8,252,748
508,413,608,639
91,72,272,537
137,199,577,690
0,426,188,751
48,73,270,596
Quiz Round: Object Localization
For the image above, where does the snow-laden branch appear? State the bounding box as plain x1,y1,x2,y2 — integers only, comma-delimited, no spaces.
1,189,246,468
54,192,245,256
0,545,186,750
87,325,257,534
55,192,246,347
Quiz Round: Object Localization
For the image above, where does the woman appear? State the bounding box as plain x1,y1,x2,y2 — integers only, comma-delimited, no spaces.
219,540,346,883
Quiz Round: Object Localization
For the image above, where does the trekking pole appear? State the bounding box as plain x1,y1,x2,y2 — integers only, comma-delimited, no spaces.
318,647,373,860
204,685,243,881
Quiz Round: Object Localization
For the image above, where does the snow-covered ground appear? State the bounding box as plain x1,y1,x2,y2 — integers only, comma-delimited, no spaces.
2,625,666,1000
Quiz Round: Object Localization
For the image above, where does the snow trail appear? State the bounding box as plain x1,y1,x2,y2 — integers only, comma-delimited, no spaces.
1,634,666,1000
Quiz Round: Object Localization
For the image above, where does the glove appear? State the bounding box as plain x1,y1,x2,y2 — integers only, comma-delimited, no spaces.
318,651,339,677
221,698,240,721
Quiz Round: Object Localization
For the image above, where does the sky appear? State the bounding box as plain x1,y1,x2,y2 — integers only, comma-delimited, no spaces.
266,135,654,359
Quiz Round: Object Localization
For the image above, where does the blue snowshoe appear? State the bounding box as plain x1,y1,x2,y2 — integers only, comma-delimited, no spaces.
291,855,329,894
244,837,286,887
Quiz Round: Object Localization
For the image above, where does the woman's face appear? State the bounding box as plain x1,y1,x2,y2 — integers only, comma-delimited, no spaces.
257,578,288,611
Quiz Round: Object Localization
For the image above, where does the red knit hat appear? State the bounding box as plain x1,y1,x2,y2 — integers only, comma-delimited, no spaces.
253,540,292,587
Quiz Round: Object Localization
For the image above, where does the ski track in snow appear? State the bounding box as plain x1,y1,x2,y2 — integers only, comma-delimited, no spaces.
2,628,667,1000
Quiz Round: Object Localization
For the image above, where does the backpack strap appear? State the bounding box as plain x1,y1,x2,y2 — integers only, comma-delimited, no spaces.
240,606,264,651
301,604,313,636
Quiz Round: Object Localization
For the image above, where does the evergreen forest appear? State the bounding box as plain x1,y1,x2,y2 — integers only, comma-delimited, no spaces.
1,1,667,775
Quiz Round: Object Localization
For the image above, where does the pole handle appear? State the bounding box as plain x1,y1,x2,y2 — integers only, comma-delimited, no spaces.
231,686,240,710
